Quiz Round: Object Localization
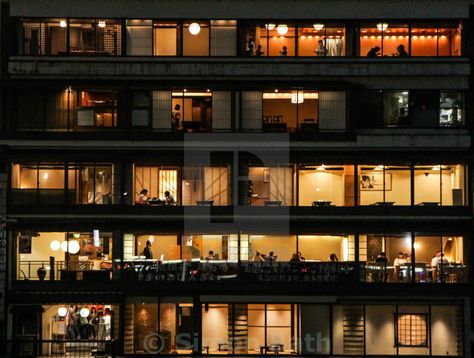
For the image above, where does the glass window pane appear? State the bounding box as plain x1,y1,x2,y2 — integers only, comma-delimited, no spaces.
154,22,178,56
438,24,462,56
297,24,344,57
359,165,410,205
248,235,296,261
383,91,409,127
262,91,296,132
126,20,152,56
183,22,209,56
298,165,352,206
382,23,408,57
360,23,382,56
414,165,441,205
440,91,464,127
202,304,229,354
298,235,354,261
261,25,295,56
411,25,437,56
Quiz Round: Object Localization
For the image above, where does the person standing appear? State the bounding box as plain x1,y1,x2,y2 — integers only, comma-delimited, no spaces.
143,240,153,259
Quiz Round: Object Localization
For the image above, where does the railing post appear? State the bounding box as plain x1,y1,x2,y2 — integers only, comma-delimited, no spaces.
49,256,55,280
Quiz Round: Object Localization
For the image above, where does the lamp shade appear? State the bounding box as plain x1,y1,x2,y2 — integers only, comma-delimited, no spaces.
58,307,68,317
61,241,68,252
277,24,288,35
68,240,81,254
291,91,304,104
313,23,324,31
50,240,61,251
265,23,276,30
377,23,388,31
80,308,90,318
59,20,67,28
188,22,201,35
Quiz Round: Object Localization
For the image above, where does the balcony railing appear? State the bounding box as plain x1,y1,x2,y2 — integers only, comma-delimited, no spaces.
16,259,467,284
6,339,117,358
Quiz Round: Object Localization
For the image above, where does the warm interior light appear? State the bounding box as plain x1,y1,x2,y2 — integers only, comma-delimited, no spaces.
263,92,318,100
313,23,324,31
59,20,67,28
188,22,201,35
265,23,276,30
317,164,326,171
61,241,68,252
43,173,48,180
376,23,389,31
57,307,67,317
73,233,81,239
50,240,61,251
68,240,81,254
80,308,90,318
98,20,106,28
277,24,288,35
291,91,304,104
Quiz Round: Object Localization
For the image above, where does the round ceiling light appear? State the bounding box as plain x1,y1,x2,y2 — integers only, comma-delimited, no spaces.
277,24,289,35
188,22,201,35
50,240,61,251
57,307,68,317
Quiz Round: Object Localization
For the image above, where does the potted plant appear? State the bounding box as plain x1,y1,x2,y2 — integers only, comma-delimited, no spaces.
37,266,47,281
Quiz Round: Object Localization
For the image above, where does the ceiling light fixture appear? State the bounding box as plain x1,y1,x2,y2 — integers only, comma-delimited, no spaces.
277,24,288,35
377,23,389,31
313,23,324,31
188,22,201,35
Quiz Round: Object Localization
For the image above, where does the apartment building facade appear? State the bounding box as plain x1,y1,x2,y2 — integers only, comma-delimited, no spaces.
0,0,472,357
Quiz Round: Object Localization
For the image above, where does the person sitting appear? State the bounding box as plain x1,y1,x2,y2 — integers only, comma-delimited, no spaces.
375,252,388,263
266,251,278,262
253,251,265,262
136,189,149,205
297,251,305,261
205,250,216,260
393,252,407,281
290,253,300,263
280,46,288,56
256,44,264,57
367,46,381,57
164,191,176,205
396,44,408,57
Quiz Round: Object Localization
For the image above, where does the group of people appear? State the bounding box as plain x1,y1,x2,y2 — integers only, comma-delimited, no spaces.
367,44,408,57
136,189,176,206
65,305,104,340
253,251,278,262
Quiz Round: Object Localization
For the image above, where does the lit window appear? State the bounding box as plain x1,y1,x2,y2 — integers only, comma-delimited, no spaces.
396,314,428,347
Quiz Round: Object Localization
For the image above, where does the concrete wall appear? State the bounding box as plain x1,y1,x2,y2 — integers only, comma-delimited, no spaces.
8,0,470,19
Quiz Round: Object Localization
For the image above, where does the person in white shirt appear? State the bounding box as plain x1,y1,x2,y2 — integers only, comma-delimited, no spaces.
393,252,406,281
431,251,449,282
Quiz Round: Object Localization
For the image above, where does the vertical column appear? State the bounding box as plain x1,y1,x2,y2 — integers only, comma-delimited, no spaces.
0,164,7,355
192,295,202,355
112,230,123,281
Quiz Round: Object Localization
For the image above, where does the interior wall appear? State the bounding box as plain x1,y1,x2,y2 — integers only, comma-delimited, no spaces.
365,305,396,355
248,235,296,261
19,232,66,262
431,306,460,356
136,235,180,260
202,305,229,351
360,170,411,205
247,304,265,352
249,167,270,205
154,28,177,55
298,171,344,206
331,305,344,355
414,171,451,204
201,235,224,259
298,236,343,261
183,27,209,56
159,303,176,347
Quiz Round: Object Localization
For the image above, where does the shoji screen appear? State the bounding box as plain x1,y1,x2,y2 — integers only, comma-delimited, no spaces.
269,167,293,205
126,20,152,56
152,91,172,130
318,91,346,131
210,20,237,56
204,167,229,205
241,91,263,131
212,91,232,130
